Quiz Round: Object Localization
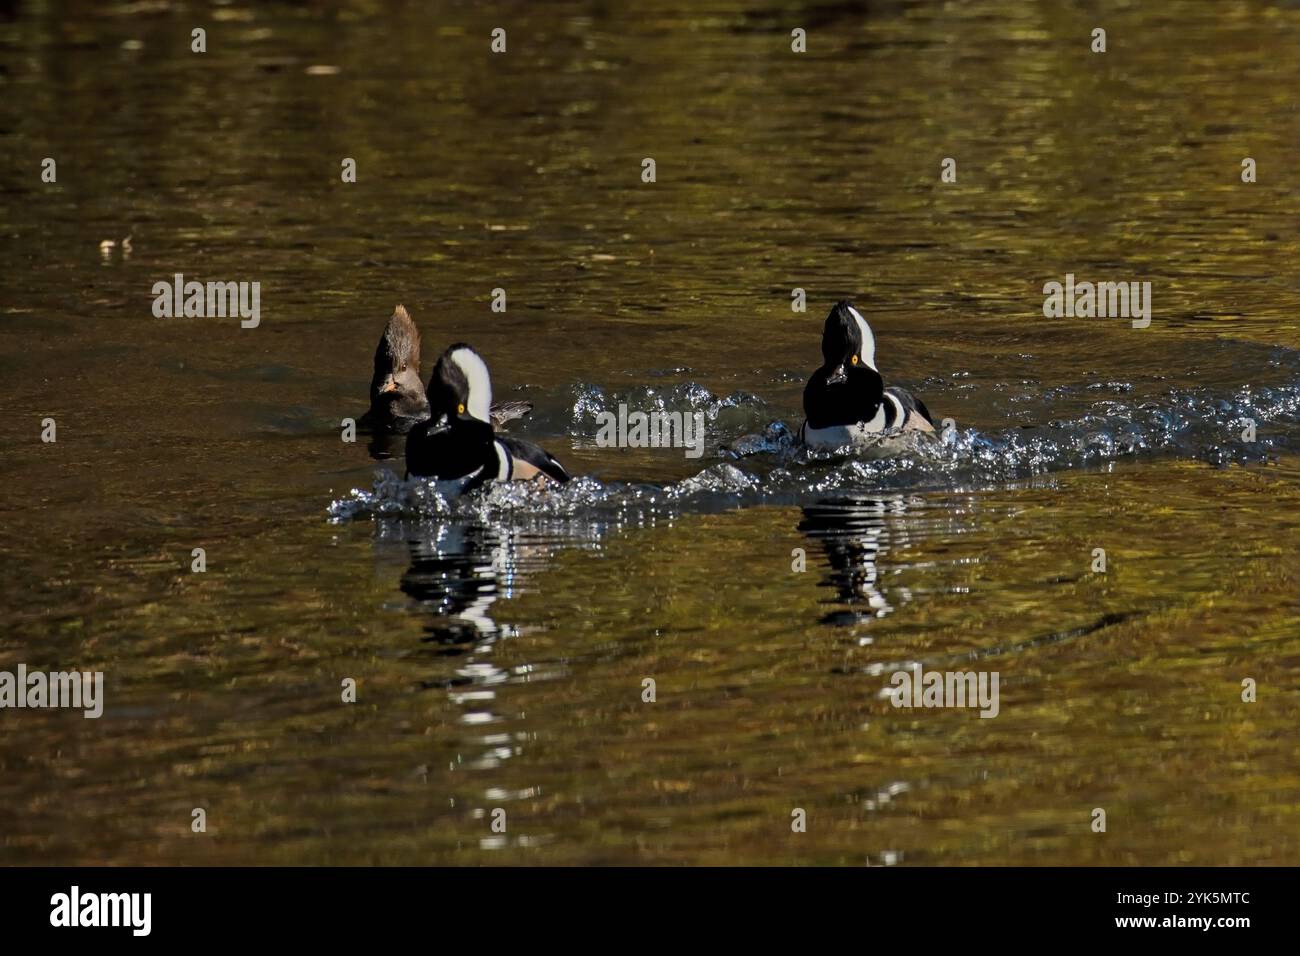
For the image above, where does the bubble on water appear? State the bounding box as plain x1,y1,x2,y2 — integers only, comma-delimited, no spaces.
567,380,767,435
666,463,759,497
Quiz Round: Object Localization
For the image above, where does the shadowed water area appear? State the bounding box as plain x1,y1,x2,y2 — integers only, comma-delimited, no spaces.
2,0,1299,864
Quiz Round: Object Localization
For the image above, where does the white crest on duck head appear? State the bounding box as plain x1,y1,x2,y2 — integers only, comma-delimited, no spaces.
448,345,493,422
845,304,876,371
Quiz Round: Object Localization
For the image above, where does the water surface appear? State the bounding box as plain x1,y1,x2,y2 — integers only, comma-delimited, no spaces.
2,0,1299,865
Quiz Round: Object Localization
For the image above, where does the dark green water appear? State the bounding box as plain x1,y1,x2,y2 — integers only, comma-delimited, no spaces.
1,0,1299,864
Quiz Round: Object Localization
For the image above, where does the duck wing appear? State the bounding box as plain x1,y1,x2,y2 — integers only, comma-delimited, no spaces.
884,386,936,431
496,436,571,484
489,401,534,428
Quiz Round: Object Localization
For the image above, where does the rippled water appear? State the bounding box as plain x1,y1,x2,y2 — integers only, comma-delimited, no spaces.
2,0,1299,865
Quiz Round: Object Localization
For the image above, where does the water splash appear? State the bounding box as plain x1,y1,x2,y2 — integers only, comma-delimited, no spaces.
330,367,1300,522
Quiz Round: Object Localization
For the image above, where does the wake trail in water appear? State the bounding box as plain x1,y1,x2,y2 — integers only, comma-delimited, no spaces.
329,345,1300,522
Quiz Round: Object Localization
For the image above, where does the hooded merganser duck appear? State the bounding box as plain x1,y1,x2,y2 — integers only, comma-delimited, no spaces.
359,305,430,434
406,343,571,490
799,301,935,450
359,305,534,434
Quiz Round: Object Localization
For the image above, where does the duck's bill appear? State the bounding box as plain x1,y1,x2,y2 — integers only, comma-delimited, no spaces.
826,364,847,385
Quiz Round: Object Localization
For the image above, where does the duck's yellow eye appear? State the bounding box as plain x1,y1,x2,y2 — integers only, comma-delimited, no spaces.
457,403,466,414
851,355,859,366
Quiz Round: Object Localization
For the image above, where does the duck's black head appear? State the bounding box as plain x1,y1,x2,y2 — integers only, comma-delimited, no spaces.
426,343,493,424
804,300,884,428
820,300,878,380
368,305,430,425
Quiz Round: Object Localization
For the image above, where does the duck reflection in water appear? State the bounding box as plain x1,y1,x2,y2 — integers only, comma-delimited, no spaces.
372,519,526,782
398,521,517,655
384,516,600,781
797,496,914,630
387,515,604,659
